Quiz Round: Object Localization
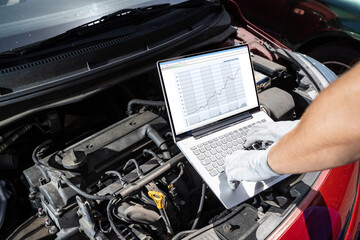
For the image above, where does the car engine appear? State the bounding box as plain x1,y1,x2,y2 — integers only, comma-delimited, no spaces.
0,29,324,239
22,110,188,239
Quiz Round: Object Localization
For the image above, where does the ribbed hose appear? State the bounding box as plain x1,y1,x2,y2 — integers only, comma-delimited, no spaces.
0,124,33,154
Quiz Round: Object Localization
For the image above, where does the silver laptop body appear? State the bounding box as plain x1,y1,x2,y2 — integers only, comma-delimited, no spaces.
157,45,288,209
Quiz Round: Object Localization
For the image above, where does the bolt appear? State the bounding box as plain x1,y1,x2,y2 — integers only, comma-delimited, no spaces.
45,217,52,227
55,208,61,215
49,225,57,234
77,210,82,217
38,208,45,218
29,191,37,200
86,144,93,149
223,223,234,233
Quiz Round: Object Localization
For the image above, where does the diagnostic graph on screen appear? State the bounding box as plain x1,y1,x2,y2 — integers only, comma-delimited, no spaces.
175,58,247,127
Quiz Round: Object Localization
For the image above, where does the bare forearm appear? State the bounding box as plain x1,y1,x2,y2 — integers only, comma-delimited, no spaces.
268,64,360,174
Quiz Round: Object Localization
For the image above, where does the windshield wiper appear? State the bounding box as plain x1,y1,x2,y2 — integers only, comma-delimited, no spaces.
0,2,193,57
67,3,171,35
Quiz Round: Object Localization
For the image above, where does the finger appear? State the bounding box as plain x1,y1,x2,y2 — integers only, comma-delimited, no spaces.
229,180,240,189
225,149,246,163
244,132,271,147
247,123,269,136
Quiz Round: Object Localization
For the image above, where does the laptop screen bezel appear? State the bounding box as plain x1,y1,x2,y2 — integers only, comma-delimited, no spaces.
157,44,261,140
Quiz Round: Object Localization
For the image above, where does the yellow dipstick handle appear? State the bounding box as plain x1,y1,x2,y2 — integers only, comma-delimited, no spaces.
148,191,164,209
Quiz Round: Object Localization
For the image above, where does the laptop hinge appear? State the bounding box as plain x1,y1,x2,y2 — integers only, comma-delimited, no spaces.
192,112,252,139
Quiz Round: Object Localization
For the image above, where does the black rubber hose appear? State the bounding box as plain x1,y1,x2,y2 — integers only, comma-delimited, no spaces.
127,99,165,116
0,182,7,229
60,175,113,201
169,163,184,186
146,126,171,160
107,199,126,240
32,140,54,182
191,182,206,230
0,124,33,153
0,153,19,170
32,140,52,167
172,230,197,240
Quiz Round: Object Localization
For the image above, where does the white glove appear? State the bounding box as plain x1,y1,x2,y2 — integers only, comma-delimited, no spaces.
224,148,279,189
244,120,299,147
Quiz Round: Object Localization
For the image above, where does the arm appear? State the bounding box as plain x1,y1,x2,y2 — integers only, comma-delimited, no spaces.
225,63,360,186
268,64,360,174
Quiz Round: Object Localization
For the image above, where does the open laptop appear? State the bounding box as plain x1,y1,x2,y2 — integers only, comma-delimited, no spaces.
157,44,288,209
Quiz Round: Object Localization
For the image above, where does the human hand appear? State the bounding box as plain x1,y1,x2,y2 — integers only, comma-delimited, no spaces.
244,120,299,147
224,148,279,189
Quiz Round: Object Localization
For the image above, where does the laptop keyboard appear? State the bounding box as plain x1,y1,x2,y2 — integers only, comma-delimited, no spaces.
190,119,270,177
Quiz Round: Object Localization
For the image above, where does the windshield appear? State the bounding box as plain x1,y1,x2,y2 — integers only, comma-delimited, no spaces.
0,0,186,54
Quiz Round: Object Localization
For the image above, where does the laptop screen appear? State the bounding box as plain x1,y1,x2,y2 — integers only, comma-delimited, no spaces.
158,45,259,135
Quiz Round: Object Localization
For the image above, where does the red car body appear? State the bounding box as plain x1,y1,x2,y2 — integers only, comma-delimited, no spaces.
270,163,360,239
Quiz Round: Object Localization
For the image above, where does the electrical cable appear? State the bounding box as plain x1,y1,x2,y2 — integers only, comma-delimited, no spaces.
62,173,126,238
169,163,184,186
93,210,112,234
107,199,126,240
60,175,113,201
112,206,124,221
31,139,54,182
33,141,114,201
191,182,206,230
172,229,197,240
99,218,111,234
32,140,51,165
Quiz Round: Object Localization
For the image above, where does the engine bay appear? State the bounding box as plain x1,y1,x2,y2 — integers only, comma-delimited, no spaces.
0,25,325,239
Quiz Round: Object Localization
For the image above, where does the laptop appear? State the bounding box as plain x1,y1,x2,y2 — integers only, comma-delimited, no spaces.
157,44,288,209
